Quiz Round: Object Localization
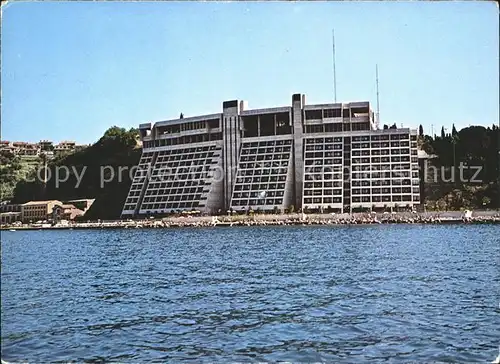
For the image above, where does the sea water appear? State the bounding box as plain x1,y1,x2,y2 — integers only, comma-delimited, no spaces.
1,225,499,362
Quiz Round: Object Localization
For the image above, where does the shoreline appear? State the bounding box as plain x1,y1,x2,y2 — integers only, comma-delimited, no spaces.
2,211,499,231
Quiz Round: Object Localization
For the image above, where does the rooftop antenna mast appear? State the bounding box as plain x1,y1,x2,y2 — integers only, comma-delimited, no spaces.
376,64,380,129
332,29,337,103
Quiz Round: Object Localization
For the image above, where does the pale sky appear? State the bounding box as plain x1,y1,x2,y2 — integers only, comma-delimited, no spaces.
1,1,498,143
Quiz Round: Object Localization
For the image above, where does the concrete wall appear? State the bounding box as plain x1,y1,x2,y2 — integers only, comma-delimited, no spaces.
203,142,225,214
292,94,305,208
222,101,242,210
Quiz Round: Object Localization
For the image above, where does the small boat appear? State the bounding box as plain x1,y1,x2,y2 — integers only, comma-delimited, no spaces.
9,229,16,232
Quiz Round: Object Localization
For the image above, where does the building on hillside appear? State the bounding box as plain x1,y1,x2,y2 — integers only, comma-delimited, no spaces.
53,141,89,155
57,141,76,149
1,141,40,156
121,93,420,217
54,141,76,156
74,144,91,152
1,140,88,158
11,142,40,156
39,140,54,151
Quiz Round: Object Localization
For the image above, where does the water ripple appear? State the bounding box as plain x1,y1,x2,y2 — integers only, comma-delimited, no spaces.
1,225,499,362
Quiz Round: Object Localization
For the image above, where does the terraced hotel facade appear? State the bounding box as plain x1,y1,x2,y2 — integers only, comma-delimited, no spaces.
121,94,420,217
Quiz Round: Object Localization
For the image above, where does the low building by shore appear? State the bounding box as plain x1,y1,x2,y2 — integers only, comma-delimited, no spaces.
0,198,95,225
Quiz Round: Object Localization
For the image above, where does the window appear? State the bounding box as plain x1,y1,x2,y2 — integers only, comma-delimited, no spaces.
323,108,340,118
305,109,322,120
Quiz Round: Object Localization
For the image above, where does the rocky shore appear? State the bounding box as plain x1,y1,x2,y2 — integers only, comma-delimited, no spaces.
2,211,500,231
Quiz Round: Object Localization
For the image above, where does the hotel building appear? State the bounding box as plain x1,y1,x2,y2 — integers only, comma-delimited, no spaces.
121,94,420,217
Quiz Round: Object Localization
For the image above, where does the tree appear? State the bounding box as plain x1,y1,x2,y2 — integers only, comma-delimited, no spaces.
419,124,424,136
389,123,397,129
100,126,138,149
482,196,491,207
103,126,126,139
0,150,33,200
383,124,389,130
0,150,15,166
452,124,458,137
180,113,184,119
441,126,445,139
436,199,447,211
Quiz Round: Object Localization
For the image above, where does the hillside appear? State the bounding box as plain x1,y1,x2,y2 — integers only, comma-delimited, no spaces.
419,124,499,210
10,127,141,220
0,152,41,200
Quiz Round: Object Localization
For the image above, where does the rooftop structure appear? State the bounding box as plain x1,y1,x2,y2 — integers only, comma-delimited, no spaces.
0,140,89,158
122,93,420,217
66,198,95,213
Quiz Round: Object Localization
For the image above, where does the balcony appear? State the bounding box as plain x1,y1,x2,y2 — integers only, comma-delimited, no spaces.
323,117,343,124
